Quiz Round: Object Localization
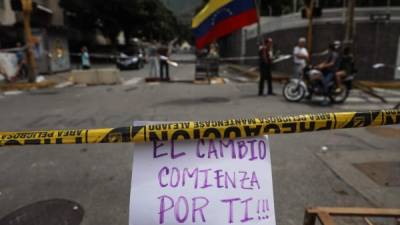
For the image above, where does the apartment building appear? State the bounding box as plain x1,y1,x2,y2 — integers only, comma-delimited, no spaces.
0,0,70,73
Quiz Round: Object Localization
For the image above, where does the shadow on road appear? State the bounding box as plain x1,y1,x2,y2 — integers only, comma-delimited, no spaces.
155,97,231,106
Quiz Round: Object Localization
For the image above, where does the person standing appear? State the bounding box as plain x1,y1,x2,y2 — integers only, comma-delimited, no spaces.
293,37,309,77
148,41,160,78
81,46,91,70
158,42,170,81
0,59,8,82
208,41,220,58
258,38,274,96
15,42,25,65
15,42,27,80
0,42,8,82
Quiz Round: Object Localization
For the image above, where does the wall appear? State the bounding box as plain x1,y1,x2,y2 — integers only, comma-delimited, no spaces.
47,0,64,26
0,0,16,26
219,30,243,59
243,21,400,81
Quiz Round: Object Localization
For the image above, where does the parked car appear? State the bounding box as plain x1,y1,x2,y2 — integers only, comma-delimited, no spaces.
115,45,145,70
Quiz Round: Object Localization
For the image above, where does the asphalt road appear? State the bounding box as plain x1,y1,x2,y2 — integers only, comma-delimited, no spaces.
0,54,399,225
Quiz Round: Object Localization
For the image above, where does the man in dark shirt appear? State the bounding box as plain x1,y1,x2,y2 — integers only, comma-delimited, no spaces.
316,43,339,103
258,38,274,96
335,46,354,92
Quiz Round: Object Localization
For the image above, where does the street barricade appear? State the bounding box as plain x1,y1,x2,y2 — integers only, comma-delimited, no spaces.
0,109,398,146
195,57,220,81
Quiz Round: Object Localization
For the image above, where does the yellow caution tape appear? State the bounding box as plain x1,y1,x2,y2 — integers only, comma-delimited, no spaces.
0,109,398,146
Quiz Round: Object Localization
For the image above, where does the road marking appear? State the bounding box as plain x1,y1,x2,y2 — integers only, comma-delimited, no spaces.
232,76,251,82
223,78,231,83
55,81,74,89
385,97,400,103
346,96,400,103
123,77,143,86
346,97,369,103
3,90,24,96
337,104,395,110
373,88,400,96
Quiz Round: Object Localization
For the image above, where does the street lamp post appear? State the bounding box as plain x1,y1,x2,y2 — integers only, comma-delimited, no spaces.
306,0,315,59
21,0,37,83
344,0,355,50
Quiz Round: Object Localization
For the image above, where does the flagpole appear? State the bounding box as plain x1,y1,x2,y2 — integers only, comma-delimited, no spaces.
254,0,263,92
254,0,262,45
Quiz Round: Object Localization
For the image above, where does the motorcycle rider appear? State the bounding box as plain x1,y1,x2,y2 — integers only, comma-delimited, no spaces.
316,43,340,105
335,46,354,93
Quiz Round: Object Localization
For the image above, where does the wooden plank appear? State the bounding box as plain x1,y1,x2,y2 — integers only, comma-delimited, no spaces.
307,207,400,217
317,212,337,225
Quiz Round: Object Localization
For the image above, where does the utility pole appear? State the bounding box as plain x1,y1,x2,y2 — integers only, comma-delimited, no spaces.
254,0,262,45
344,0,355,50
21,0,37,83
306,0,315,58
254,0,264,91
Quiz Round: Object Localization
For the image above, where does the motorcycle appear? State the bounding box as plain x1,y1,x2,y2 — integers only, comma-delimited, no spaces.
283,66,355,104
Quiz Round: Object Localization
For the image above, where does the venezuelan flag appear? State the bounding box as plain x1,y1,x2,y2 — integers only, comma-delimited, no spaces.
192,0,258,49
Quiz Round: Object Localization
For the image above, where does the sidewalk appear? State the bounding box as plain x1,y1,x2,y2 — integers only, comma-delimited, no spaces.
0,80,56,92
0,67,120,94
227,64,400,88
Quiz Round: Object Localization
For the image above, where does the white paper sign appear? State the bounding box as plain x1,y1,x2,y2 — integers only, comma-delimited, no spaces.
130,136,276,225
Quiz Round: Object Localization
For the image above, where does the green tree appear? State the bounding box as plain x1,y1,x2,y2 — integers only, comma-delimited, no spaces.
260,0,294,16
59,0,179,44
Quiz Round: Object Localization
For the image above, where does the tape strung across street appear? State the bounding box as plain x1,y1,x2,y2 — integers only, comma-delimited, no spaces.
68,53,292,64
0,109,398,147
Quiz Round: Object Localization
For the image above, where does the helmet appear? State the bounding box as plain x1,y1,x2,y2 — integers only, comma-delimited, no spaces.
333,40,342,50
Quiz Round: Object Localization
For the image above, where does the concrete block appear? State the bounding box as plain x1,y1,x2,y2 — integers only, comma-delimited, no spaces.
71,70,98,85
71,68,121,85
97,68,121,85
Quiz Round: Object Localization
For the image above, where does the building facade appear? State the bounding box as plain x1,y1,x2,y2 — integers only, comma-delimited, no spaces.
220,4,400,81
0,0,70,74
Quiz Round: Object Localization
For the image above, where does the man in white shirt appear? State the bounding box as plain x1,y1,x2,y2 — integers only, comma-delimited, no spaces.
293,37,309,77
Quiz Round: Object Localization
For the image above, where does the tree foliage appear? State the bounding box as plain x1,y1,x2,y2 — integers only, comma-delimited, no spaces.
59,0,179,44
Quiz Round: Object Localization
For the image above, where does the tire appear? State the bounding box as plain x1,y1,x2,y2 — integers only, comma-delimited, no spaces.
283,80,306,102
329,85,349,104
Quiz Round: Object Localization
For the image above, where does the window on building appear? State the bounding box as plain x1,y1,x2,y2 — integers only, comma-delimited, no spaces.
319,0,398,8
